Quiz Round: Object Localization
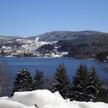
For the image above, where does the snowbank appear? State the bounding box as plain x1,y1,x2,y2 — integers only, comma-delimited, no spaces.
0,98,34,108
12,90,64,107
0,89,107,108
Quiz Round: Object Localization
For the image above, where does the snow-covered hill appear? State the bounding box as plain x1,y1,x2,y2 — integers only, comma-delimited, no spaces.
0,90,108,108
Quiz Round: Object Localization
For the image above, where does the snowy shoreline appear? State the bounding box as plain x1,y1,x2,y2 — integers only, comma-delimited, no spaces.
4,55,96,60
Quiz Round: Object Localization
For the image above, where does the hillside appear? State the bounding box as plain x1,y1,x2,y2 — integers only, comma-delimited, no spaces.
31,31,108,57
28,31,108,44
1,31,108,45
1,31,108,58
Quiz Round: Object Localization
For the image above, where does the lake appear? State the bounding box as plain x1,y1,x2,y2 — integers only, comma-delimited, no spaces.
0,57,108,82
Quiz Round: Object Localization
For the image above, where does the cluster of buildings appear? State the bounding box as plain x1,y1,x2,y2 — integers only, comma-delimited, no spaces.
0,37,68,57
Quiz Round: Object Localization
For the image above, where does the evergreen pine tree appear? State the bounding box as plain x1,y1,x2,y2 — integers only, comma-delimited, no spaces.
70,65,89,101
12,68,33,94
53,64,69,99
97,85,108,103
86,67,101,101
71,65,102,102
33,70,44,90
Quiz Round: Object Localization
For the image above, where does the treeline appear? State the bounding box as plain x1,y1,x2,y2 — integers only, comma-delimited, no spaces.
36,40,108,58
57,40,108,57
95,51,108,62
12,64,108,102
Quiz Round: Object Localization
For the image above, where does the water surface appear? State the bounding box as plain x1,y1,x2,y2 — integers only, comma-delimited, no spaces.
0,57,108,82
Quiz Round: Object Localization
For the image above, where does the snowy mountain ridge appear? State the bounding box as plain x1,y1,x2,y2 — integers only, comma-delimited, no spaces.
0,89,108,108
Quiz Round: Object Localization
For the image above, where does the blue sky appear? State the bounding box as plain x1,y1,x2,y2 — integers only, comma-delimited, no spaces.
0,0,108,36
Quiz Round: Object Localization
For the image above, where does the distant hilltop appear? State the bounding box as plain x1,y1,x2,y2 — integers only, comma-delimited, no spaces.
0,36,21,42
27,30,108,42
0,30,108,43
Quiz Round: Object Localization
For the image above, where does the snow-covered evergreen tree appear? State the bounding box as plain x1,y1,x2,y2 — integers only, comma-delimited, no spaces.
86,67,101,101
12,69,33,95
53,64,69,99
70,65,102,101
70,65,89,101
33,70,44,90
